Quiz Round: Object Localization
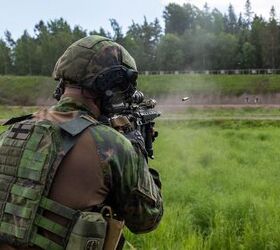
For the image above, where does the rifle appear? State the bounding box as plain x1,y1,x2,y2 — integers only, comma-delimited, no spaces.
101,90,160,159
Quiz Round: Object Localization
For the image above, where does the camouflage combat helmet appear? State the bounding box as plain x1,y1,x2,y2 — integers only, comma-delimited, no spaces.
52,35,137,84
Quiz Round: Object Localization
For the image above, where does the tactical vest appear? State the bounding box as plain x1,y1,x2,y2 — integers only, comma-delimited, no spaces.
0,114,109,250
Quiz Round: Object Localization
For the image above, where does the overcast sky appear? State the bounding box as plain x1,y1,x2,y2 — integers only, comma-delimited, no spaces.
1,0,280,40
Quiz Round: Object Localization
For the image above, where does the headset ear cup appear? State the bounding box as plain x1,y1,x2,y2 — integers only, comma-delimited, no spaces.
126,69,138,85
88,66,138,94
96,77,105,92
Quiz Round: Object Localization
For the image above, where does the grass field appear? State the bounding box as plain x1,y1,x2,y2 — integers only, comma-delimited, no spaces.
1,106,280,249
161,106,280,121
0,106,36,120
125,119,280,250
138,74,280,97
1,74,280,105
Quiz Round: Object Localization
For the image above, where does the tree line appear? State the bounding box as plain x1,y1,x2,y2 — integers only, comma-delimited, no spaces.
0,0,279,75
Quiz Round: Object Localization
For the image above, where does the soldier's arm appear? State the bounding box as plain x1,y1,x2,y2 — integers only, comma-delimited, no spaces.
120,149,163,234
90,125,163,233
112,131,163,234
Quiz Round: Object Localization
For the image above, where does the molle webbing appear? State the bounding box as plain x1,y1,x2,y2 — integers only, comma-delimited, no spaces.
30,197,77,250
0,115,98,249
0,121,38,244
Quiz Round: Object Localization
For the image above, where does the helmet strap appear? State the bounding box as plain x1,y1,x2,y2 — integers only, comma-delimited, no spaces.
53,79,65,101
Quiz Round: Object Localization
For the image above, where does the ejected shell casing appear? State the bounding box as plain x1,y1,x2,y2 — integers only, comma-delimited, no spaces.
182,97,190,101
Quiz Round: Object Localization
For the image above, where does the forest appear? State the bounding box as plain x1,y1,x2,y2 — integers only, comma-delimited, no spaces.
0,0,279,75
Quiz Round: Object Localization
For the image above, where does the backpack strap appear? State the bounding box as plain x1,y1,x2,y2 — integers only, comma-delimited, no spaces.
58,114,99,136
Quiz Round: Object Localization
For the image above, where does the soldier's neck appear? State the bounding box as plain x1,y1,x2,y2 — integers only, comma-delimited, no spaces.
62,87,101,118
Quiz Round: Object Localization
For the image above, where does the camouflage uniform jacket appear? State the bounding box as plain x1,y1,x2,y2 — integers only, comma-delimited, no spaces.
0,97,163,250
49,97,163,230
50,97,163,232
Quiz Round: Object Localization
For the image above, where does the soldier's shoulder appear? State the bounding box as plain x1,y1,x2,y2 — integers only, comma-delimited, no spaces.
89,124,138,169
90,124,134,151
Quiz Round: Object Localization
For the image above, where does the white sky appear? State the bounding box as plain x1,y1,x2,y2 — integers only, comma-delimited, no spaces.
1,0,279,40
162,0,280,18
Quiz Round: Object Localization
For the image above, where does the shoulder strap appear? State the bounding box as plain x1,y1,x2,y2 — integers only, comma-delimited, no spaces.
58,115,99,136
2,114,33,126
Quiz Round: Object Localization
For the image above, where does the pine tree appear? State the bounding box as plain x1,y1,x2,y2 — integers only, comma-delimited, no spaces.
265,6,280,68
0,39,12,74
244,0,253,29
110,19,124,44
225,4,237,34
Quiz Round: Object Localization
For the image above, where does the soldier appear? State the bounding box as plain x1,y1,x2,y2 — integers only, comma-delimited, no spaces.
0,35,163,250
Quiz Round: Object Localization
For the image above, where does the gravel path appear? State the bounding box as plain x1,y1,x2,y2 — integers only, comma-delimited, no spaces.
157,104,280,110
1,104,280,124
159,115,280,121
157,104,280,121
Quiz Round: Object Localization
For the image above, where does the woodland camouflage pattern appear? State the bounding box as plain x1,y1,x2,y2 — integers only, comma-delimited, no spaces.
53,35,137,83
52,97,163,233
0,118,63,248
0,97,163,249
0,35,163,249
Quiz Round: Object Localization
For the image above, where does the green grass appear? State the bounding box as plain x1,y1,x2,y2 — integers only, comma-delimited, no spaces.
1,74,280,105
0,76,55,105
162,107,280,122
2,106,280,249
0,106,36,119
124,120,280,249
138,74,280,97
178,106,280,116
0,106,37,133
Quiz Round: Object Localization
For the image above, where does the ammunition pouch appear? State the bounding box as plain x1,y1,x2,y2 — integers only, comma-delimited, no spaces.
66,212,107,250
66,207,124,250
